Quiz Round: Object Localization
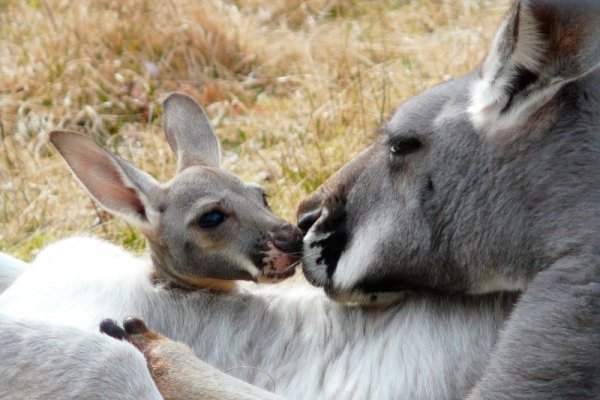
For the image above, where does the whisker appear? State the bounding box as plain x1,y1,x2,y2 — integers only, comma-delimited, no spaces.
298,249,323,258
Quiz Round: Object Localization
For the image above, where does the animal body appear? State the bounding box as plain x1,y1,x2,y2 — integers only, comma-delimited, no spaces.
0,94,513,400
297,0,600,398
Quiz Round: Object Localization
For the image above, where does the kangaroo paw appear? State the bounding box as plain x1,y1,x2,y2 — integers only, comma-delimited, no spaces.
99,318,127,340
100,317,164,355
100,317,180,397
99,317,284,400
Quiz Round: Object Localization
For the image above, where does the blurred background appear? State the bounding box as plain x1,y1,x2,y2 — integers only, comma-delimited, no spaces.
0,0,508,260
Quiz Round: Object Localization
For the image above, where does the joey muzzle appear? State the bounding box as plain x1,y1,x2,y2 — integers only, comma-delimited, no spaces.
272,225,303,253
261,224,303,280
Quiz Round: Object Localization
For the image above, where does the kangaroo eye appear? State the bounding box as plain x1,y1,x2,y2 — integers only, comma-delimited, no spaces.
197,211,226,229
389,137,422,156
262,193,270,208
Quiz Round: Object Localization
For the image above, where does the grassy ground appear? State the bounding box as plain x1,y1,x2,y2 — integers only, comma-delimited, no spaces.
0,0,509,260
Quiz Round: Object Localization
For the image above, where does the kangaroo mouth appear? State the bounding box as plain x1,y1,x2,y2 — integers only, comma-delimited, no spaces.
255,242,300,283
258,262,297,282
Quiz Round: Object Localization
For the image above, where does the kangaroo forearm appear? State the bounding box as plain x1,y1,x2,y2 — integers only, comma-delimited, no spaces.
468,257,600,400
157,360,286,400
121,324,286,400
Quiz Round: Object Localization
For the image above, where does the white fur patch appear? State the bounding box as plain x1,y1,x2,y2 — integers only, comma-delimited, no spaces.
327,290,407,307
332,214,393,291
235,253,262,280
468,76,563,136
468,273,528,295
468,3,548,135
302,208,332,285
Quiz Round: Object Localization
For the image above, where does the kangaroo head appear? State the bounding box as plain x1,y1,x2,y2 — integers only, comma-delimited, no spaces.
50,93,302,290
298,0,600,305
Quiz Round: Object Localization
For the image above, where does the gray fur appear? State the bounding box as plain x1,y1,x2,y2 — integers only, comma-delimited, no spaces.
299,0,600,398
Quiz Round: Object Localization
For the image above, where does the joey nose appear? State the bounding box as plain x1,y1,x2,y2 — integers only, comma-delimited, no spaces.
297,209,321,234
272,225,303,253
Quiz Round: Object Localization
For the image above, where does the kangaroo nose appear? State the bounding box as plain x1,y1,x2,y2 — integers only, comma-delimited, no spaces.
272,225,303,253
297,209,321,234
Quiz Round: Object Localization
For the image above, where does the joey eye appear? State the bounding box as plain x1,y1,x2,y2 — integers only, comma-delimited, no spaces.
390,137,422,156
197,211,226,229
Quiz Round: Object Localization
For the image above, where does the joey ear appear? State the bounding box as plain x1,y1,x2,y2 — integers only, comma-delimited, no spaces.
469,0,600,134
49,131,161,229
162,93,221,171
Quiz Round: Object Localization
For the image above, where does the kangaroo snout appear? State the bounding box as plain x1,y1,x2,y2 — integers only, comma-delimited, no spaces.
271,224,303,253
297,209,321,235
296,193,324,234
256,224,302,283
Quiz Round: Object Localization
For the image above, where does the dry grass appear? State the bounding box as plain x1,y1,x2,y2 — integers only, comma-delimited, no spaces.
0,0,509,260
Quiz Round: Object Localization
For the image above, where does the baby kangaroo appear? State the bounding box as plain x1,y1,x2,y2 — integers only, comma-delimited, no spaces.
51,92,303,290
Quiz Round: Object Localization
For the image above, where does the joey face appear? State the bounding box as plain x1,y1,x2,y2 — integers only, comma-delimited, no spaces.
50,93,302,290
153,166,302,286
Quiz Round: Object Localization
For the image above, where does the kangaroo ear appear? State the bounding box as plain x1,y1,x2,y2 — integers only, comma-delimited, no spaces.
469,0,600,135
162,93,221,171
50,131,161,229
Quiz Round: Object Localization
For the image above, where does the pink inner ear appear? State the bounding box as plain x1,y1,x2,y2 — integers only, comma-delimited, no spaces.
78,156,148,222
101,183,147,222
51,132,148,222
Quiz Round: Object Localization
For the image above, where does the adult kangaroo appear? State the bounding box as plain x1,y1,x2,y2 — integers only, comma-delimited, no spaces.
112,0,599,399
298,0,600,398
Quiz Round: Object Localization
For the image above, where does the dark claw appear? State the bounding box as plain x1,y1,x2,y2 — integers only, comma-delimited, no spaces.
123,316,149,335
99,319,126,340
